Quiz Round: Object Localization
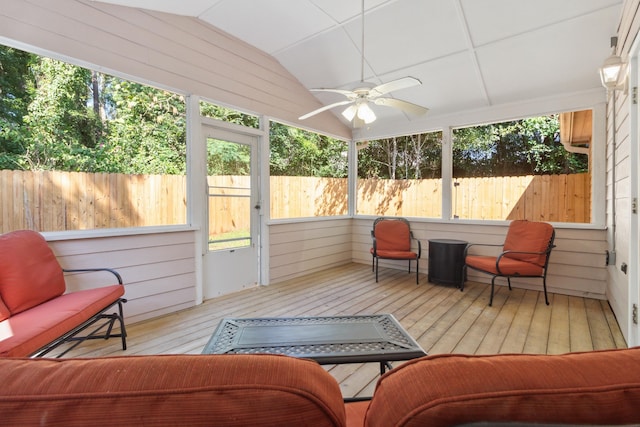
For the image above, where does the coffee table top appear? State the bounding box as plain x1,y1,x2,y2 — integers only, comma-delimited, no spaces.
202,314,426,365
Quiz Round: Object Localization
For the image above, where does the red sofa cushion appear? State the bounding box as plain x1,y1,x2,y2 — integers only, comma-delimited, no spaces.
0,354,346,427
0,230,66,314
0,284,124,357
0,297,10,322
503,220,553,266
364,348,640,427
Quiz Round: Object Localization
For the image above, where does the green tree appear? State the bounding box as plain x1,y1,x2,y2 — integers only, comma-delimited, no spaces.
358,132,442,179
99,78,186,174
452,116,588,177
269,123,347,177
22,57,103,170
0,46,34,169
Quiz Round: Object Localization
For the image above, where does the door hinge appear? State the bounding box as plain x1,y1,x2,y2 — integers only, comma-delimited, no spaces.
634,304,638,325
634,87,638,105
633,198,638,214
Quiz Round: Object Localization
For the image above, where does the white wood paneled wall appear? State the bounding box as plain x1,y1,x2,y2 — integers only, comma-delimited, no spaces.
49,230,197,324
269,219,353,284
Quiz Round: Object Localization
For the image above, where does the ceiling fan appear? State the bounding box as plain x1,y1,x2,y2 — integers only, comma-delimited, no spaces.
298,0,429,127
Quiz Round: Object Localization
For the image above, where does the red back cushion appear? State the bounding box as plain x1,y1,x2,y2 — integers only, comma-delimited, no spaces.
374,220,411,251
503,220,554,266
0,297,10,321
364,349,640,427
0,354,346,427
0,230,66,315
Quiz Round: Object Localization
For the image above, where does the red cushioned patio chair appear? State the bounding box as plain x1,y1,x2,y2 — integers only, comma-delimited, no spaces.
370,217,421,284
461,220,555,306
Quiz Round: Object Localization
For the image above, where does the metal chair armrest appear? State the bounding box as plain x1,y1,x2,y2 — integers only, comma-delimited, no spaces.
411,234,422,258
62,268,123,285
463,242,502,257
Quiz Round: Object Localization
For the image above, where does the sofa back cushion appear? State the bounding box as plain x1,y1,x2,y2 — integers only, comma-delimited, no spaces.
0,230,66,315
364,348,640,427
0,354,347,427
0,297,10,321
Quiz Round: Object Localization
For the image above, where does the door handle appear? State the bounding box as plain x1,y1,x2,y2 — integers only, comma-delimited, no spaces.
254,204,261,210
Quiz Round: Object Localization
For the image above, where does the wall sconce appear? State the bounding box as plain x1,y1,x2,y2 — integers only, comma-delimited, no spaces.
599,36,627,91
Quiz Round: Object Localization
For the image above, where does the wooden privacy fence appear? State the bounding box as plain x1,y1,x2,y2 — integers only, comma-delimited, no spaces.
1,169,186,233
1,170,591,234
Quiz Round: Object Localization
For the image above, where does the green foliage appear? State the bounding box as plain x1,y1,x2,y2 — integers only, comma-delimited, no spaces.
0,46,33,169
0,46,186,174
358,132,442,179
200,101,259,128
207,139,250,176
100,79,186,174
22,58,104,170
453,116,588,177
0,44,588,179
269,123,347,177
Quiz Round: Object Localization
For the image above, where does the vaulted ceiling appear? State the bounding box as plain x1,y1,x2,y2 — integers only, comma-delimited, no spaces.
92,0,622,136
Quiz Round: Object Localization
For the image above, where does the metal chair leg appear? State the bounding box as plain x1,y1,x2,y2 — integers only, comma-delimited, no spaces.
375,257,379,282
489,276,497,306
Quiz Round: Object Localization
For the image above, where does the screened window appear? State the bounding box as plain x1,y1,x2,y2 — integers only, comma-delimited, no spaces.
452,111,591,222
356,131,442,217
269,122,348,219
0,44,187,233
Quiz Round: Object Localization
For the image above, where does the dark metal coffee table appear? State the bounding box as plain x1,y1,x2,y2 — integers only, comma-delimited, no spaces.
202,314,426,375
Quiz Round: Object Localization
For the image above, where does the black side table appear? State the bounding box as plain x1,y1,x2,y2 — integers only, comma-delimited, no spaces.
428,239,468,287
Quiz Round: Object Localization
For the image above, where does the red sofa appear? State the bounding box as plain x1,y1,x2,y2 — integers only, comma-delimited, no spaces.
2,348,640,426
0,230,126,357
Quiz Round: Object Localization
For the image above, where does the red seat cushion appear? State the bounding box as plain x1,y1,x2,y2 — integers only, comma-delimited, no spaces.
0,285,124,357
0,230,66,315
465,255,543,276
371,249,418,260
503,220,553,266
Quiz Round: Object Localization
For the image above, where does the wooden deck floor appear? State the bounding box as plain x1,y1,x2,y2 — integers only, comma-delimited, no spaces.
63,263,627,399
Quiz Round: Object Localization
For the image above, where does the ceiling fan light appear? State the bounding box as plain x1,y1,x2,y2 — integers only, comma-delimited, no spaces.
357,103,376,124
342,105,357,121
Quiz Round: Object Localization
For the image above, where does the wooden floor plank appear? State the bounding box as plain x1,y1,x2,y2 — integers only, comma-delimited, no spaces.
59,263,627,398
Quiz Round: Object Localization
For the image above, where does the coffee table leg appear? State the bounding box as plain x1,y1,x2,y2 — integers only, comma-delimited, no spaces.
380,361,393,375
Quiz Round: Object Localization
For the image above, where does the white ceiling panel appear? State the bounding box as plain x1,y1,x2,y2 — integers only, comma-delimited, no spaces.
461,0,621,47
90,0,623,135
353,0,469,76
199,0,338,54
477,5,620,106
275,27,369,89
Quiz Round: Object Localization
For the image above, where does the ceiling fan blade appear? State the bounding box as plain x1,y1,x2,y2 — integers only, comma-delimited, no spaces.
298,100,353,120
310,88,358,99
368,77,422,98
373,97,429,117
